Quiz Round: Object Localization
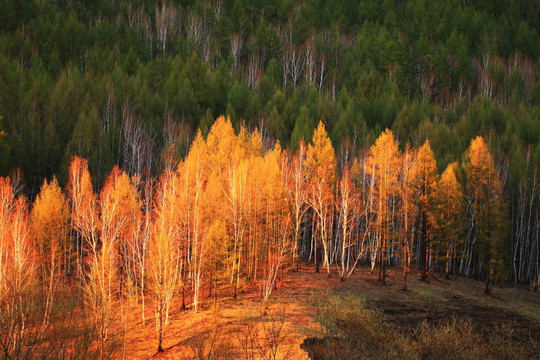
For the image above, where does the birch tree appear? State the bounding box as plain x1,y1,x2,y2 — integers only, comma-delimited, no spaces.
31,176,69,324
149,169,181,353
306,121,336,275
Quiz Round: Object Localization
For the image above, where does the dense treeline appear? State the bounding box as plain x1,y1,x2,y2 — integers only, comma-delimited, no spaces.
0,116,510,356
0,1,539,289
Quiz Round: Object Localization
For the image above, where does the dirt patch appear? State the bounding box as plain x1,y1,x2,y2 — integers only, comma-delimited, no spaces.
299,266,540,359
376,295,540,343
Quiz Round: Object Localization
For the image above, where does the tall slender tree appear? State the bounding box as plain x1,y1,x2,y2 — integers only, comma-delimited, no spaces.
306,121,336,274
463,136,507,293
367,129,401,283
149,169,181,353
434,162,464,279
410,140,438,280
31,176,69,324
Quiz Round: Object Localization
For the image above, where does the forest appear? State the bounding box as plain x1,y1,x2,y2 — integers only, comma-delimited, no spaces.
0,0,540,358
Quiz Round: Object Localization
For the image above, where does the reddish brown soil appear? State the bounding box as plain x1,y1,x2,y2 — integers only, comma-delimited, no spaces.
111,264,540,359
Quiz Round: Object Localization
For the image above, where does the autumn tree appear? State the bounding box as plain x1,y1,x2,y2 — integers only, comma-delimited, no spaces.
1,195,37,358
205,219,228,302
306,121,336,274
463,136,507,294
206,116,245,299
410,140,438,280
67,156,98,275
260,143,290,301
223,159,248,299
0,177,14,305
336,164,362,280
434,162,464,279
83,166,141,360
179,131,209,312
149,169,181,353
103,168,140,301
367,129,401,283
131,175,154,325
68,156,116,360
399,144,417,289
283,139,308,269
31,176,69,324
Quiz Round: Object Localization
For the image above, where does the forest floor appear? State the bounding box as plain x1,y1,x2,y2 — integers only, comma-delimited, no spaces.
110,264,540,359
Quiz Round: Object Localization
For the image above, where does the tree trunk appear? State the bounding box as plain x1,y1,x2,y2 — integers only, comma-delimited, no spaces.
419,214,427,280
402,247,408,290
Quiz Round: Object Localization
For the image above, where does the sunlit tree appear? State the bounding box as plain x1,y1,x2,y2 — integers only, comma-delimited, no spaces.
149,169,182,353
399,144,417,289
434,162,464,279
367,129,401,283
306,121,336,274
410,140,438,280
180,131,209,312
284,139,309,269
31,176,69,323
463,136,507,293
336,164,361,280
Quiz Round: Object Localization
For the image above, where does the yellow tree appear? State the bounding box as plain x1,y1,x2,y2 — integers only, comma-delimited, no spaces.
31,176,69,324
81,166,140,360
180,130,209,312
245,151,265,283
67,156,99,275
3,195,37,358
100,167,140,341
223,158,248,299
399,144,417,289
149,169,181,353
283,139,308,270
434,162,463,279
367,129,401,283
131,175,154,325
410,140,438,280
306,121,336,274
103,168,141,301
336,163,361,280
463,136,507,293
205,116,240,295
261,142,290,301
0,177,14,304
9,197,35,302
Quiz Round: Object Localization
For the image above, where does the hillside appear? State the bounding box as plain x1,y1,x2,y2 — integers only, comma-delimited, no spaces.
99,264,540,359
1,1,540,358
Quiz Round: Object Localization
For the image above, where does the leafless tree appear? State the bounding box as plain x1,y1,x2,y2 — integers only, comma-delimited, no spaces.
121,102,155,177
246,54,262,88
231,33,243,70
317,52,328,93
262,216,290,302
156,2,181,55
186,9,205,47
304,37,317,85
288,46,305,89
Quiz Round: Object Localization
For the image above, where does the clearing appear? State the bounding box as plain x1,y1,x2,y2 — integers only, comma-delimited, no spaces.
110,265,540,359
